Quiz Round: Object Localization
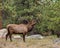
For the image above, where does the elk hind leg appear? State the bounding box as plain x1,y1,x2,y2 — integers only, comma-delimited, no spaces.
9,34,12,42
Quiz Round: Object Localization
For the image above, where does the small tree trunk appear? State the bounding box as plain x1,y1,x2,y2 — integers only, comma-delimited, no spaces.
0,19,2,29
0,0,2,29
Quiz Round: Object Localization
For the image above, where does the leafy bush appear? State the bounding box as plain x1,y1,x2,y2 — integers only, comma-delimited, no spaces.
2,0,60,35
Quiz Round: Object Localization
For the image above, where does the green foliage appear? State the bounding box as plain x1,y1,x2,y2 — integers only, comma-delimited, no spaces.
2,0,60,34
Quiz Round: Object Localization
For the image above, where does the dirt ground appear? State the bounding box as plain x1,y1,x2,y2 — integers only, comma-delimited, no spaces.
0,36,60,48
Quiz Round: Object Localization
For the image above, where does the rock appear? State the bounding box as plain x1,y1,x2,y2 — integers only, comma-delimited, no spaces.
53,38,60,44
26,34,44,39
0,29,7,38
13,35,22,39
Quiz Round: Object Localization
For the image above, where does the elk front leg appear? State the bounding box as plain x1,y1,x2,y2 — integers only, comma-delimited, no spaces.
23,34,25,42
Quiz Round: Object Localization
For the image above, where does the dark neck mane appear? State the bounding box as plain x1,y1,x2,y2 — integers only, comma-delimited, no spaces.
27,23,34,32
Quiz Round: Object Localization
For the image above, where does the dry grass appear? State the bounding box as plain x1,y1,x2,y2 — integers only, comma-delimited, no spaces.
0,35,60,48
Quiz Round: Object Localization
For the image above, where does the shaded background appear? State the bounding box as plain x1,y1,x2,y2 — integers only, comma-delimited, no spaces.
0,0,60,35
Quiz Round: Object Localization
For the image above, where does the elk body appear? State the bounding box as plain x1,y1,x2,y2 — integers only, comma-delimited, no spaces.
6,20,36,42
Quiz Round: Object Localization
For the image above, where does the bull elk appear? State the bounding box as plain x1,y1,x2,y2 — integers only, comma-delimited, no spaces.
6,20,36,42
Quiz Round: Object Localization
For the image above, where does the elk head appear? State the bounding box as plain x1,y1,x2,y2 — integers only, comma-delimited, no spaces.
27,20,36,32
30,20,36,26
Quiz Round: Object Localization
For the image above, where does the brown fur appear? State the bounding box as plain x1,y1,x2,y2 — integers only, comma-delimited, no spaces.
6,20,36,42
